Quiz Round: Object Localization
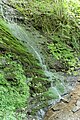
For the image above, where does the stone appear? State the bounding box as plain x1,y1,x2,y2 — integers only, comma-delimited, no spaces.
76,99,80,107
72,99,80,113
72,106,80,113
77,78,80,82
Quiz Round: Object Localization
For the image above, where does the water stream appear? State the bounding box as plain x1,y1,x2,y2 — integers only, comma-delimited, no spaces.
7,22,66,97
0,1,72,119
8,24,68,119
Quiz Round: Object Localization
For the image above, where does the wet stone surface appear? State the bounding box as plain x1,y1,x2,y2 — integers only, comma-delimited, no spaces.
44,80,80,120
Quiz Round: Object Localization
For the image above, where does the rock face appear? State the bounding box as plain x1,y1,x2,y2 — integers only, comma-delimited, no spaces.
0,5,66,119
0,19,52,119
0,0,80,120
0,0,24,22
44,81,80,120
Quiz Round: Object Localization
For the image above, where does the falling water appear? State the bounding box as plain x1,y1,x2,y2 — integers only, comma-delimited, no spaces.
53,86,62,99
0,0,66,96
0,1,69,119
7,23,65,98
7,21,61,89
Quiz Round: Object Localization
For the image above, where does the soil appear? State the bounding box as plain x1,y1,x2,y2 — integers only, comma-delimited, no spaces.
44,78,80,120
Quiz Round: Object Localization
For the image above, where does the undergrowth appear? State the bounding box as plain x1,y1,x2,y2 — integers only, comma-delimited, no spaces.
0,0,80,119
0,53,29,120
0,17,69,118
9,0,80,71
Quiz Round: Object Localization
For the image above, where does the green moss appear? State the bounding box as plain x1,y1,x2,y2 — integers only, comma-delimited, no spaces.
8,0,80,72
0,18,53,118
1,0,80,115
43,87,59,99
0,53,29,119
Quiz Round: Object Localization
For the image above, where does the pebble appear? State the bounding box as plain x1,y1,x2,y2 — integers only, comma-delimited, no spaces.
72,106,80,113
76,99,80,106
77,78,80,82
61,97,70,103
72,99,80,113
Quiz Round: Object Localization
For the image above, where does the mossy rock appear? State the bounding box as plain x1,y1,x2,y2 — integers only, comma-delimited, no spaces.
0,18,54,118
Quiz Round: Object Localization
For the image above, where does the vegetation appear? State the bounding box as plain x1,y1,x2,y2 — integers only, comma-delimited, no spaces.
0,20,29,119
0,0,80,119
9,0,80,71
0,18,55,119
0,54,29,119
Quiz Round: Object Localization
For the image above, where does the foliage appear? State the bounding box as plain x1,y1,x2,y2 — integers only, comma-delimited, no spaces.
0,17,69,118
10,0,80,40
48,40,79,71
0,53,29,119
0,18,63,118
0,0,80,118
0,19,31,119
9,0,80,71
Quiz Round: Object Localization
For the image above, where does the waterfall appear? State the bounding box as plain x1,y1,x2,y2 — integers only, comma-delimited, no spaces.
30,45,43,66
1,2,71,119
1,1,66,97
7,23,43,65
0,0,67,100
53,87,62,99
7,23,66,100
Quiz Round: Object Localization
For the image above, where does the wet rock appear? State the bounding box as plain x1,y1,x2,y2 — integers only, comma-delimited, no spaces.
76,99,80,106
60,97,70,103
72,106,80,113
72,99,80,113
44,84,80,120
77,78,80,82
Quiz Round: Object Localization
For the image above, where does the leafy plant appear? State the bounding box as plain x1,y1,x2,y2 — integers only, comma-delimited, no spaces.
9,0,80,71
0,0,80,118
48,40,79,71
0,54,29,119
